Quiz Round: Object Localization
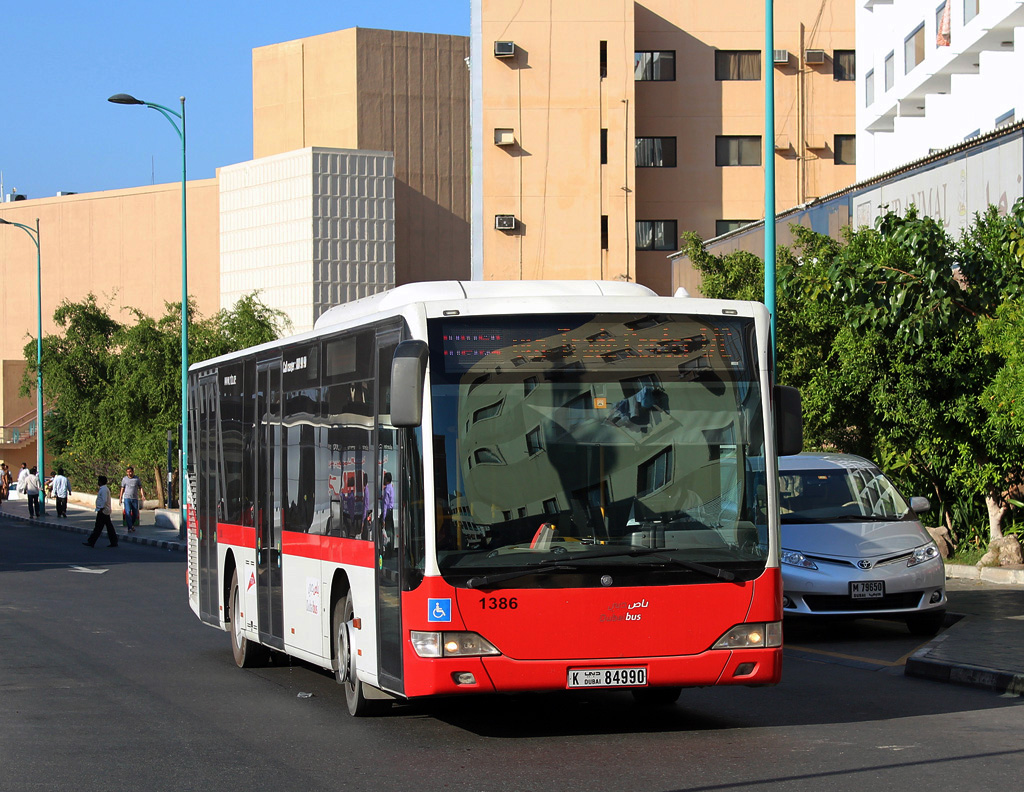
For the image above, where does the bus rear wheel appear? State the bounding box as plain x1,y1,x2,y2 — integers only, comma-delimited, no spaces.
230,569,267,668
334,594,388,716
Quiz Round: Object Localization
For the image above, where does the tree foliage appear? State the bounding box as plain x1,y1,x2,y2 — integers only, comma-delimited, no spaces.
685,202,1024,550
24,292,288,494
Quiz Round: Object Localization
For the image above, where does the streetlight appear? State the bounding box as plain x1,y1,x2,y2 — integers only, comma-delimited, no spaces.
108,92,188,539
764,1,777,363
0,217,46,515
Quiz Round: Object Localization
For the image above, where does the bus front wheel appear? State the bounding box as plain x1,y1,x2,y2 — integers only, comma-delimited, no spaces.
334,595,387,716
230,569,267,668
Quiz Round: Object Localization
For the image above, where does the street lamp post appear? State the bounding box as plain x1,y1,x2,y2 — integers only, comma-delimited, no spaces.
0,217,45,514
108,93,188,540
765,1,777,363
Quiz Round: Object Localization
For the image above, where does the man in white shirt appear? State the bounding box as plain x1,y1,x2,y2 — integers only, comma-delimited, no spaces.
16,463,29,498
83,475,118,548
51,468,71,518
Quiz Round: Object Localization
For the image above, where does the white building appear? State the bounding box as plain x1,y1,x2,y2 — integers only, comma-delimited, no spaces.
858,0,1024,179
220,147,395,334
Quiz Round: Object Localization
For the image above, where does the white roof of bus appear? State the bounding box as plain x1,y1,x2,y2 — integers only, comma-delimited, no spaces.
312,280,657,330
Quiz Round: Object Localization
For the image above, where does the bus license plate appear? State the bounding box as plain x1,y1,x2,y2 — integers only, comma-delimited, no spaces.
851,581,884,599
567,667,647,688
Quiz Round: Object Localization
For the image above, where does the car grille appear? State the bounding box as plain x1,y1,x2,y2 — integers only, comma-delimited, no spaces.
803,591,924,612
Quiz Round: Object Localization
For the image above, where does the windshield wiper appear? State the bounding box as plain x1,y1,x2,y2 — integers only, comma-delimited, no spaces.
464,564,578,589
541,547,737,582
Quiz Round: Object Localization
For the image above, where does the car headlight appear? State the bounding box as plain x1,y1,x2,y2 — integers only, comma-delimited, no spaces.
713,622,782,649
908,542,941,567
781,549,818,569
410,631,500,658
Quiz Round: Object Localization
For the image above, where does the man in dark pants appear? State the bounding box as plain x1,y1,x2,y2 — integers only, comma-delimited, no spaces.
83,475,118,548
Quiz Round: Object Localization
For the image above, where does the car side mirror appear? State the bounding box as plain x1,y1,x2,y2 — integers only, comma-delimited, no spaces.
774,385,803,456
390,340,429,427
910,496,931,515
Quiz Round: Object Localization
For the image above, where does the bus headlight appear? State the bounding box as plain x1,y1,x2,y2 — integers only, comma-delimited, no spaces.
712,622,782,649
410,631,501,658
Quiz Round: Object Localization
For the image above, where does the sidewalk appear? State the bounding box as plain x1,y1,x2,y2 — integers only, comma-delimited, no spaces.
905,569,1024,695
1,493,184,551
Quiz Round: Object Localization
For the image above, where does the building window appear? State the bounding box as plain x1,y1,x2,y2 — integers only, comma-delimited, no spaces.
601,128,608,164
905,24,925,74
884,51,894,91
715,135,762,166
601,215,609,250
714,50,761,80
964,0,979,24
635,50,675,81
715,220,754,236
833,50,855,81
834,135,856,165
600,40,608,78
526,426,543,456
996,109,1015,128
936,3,951,47
636,220,678,251
638,447,673,496
635,137,677,167
865,69,875,106
543,498,559,515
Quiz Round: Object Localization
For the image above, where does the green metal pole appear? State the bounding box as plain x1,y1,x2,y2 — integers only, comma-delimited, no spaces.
0,217,44,512
765,0,777,366
107,93,188,539
179,96,188,542
35,218,45,514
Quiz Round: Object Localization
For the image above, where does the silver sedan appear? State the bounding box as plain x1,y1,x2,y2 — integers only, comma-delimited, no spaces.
778,453,946,635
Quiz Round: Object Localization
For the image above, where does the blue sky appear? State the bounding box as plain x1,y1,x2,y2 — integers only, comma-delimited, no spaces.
2,1,470,200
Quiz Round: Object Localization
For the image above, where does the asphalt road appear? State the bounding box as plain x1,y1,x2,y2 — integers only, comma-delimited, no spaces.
2,516,1023,792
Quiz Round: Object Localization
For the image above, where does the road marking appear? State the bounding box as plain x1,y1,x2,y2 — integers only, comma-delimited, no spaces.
69,566,109,575
786,643,918,668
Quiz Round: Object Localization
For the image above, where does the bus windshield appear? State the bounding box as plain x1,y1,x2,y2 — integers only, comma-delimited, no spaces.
428,313,769,588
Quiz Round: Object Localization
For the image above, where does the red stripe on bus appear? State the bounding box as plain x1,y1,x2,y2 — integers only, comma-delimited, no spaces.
217,523,256,548
283,531,375,568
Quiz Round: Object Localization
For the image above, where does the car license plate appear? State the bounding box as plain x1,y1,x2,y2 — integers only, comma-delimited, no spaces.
851,581,884,599
567,667,647,688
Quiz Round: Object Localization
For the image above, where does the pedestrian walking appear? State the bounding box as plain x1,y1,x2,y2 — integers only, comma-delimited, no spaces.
119,466,145,533
84,475,118,548
51,468,71,518
16,462,29,498
24,466,42,517
0,462,11,510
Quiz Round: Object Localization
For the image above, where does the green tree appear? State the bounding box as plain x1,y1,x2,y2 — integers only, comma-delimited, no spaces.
24,292,288,495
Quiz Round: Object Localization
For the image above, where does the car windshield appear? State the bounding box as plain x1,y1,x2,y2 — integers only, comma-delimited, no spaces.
779,465,913,523
428,312,770,588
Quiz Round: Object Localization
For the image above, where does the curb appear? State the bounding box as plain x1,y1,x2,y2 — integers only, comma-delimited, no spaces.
905,626,1024,695
944,563,1024,585
2,510,185,552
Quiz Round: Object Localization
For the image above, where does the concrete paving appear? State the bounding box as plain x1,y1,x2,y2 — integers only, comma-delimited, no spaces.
3,492,1023,695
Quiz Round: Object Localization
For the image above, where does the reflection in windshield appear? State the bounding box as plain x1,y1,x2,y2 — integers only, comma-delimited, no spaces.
428,313,769,587
779,467,912,523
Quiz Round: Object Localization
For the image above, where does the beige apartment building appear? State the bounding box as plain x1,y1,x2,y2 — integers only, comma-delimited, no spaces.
0,28,470,464
473,0,856,295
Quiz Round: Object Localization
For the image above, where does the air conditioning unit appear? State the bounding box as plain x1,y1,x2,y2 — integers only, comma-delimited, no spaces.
494,41,516,58
495,214,517,230
773,49,791,65
494,128,516,146
804,49,826,64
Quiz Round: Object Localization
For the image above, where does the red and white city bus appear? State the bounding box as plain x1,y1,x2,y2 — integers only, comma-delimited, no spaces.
186,281,802,715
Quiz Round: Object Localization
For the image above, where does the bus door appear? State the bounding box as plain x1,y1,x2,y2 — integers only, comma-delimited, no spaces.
255,358,285,650
375,329,404,694
194,373,221,625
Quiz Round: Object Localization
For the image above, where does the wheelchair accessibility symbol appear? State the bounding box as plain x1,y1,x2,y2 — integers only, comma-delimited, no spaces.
428,598,452,623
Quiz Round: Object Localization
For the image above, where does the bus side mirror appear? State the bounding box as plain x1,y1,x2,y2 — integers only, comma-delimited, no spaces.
774,385,803,456
391,340,429,427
